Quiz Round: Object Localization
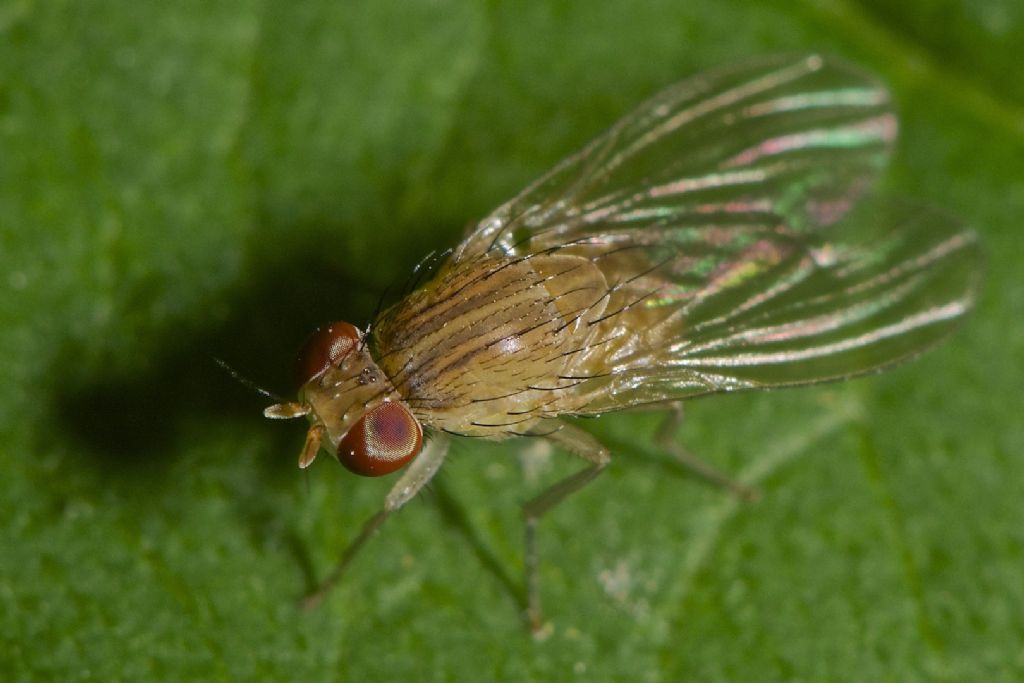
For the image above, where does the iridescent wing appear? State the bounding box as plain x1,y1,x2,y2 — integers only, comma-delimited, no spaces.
453,54,897,263
441,54,980,413
550,201,979,413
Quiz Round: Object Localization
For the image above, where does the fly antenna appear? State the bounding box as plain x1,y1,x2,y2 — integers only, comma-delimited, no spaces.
214,357,286,403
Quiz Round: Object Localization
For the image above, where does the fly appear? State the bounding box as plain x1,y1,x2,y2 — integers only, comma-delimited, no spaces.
264,54,980,631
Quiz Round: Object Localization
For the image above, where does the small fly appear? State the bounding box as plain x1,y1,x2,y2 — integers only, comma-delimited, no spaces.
264,54,980,631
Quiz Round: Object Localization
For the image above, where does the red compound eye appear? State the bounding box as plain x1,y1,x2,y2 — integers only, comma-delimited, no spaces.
294,321,360,387
337,402,423,477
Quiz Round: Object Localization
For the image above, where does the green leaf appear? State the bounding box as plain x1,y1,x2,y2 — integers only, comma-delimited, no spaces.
1,1,1021,681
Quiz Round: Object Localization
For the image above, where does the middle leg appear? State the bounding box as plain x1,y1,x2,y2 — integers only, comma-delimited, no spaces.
655,402,759,500
521,420,610,633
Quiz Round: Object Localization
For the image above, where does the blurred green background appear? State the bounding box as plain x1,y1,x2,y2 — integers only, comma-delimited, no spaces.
1,1,1022,680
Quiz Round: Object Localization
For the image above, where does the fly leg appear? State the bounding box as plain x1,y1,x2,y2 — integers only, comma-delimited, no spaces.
522,421,610,633
657,402,759,501
302,432,450,610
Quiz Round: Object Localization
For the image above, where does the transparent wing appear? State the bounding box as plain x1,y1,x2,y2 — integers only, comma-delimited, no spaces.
437,54,979,414
552,201,980,413
452,54,897,264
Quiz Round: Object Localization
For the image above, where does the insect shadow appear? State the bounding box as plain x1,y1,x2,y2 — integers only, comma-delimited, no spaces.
47,217,535,608
49,222,444,481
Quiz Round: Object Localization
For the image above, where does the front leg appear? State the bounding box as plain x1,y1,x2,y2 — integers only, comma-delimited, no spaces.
522,420,610,633
303,432,450,609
